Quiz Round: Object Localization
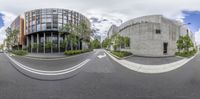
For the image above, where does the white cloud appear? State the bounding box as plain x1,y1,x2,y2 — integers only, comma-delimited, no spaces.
195,29,200,45
0,12,17,44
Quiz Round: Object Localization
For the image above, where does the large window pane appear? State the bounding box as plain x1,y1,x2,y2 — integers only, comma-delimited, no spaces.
46,22,51,29
42,24,46,30
46,18,52,22
37,25,40,31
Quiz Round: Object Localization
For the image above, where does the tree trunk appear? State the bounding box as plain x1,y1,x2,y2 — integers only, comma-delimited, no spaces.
65,34,67,51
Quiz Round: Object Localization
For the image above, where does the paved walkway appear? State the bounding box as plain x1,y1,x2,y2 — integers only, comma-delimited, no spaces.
105,50,196,73
125,56,183,65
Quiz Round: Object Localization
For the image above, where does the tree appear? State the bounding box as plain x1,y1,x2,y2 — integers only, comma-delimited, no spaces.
59,23,73,50
177,36,184,52
177,33,194,53
124,37,130,47
92,39,101,49
0,44,3,50
5,28,19,50
78,20,90,42
102,38,111,48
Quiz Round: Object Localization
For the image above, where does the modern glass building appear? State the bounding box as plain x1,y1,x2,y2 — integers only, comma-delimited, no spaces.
25,8,91,53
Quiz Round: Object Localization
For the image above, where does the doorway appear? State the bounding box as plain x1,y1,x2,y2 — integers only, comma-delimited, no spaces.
163,42,168,54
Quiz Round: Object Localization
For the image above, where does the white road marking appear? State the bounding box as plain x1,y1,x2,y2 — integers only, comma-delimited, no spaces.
97,53,106,59
5,53,90,75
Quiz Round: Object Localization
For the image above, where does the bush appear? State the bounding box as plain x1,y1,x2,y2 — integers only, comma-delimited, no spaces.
64,49,93,56
111,51,132,58
12,50,28,56
175,50,196,57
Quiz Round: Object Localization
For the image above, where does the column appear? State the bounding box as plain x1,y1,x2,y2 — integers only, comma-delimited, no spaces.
51,32,53,53
37,33,39,53
43,32,46,53
31,35,33,53
58,33,60,53
26,36,29,51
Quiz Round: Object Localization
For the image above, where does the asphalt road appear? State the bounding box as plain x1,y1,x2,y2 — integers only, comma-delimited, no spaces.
0,49,200,99
11,52,94,71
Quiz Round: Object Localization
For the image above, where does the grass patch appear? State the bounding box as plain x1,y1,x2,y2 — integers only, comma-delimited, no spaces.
64,49,92,56
12,50,28,56
110,51,132,58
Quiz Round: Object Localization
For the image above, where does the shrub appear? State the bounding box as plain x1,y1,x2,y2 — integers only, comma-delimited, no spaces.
12,50,28,56
64,49,92,56
175,50,196,57
111,51,132,58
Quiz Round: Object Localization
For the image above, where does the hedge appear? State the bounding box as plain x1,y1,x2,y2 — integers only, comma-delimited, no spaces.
175,49,197,57
12,50,28,56
64,49,92,56
111,51,132,58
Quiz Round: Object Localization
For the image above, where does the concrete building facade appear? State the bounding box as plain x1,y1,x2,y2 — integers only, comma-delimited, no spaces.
108,15,188,57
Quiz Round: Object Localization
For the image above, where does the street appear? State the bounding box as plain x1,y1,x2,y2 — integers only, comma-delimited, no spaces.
0,49,200,99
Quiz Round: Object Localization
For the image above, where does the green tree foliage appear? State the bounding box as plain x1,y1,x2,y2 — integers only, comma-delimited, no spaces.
0,44,3,50
45,41,52,49
59,21,90,51
176,33,196,57
92,39,101,49
102,38,111,48
112,33,130,51
5,27,19,50
177,33,194,52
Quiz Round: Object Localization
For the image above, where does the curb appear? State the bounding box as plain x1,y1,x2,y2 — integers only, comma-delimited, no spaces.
105,50,197,74
5,53,90,80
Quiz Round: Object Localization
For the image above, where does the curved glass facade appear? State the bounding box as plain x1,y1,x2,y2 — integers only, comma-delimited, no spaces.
25,8,91,53
25,8,90,34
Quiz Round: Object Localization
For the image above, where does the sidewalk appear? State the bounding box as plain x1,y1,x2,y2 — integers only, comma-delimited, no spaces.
105,50,196,74
125,56,183,65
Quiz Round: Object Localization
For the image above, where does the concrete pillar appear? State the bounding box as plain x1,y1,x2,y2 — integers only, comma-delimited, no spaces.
58,33,60,53
26,36,29,50
43,32,46,53
31,35,33,53
51,32,53,53
37,33,39,53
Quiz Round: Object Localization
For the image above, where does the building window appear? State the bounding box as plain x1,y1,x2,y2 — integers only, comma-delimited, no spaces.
53,24,58,29
58,19,62,23
46,22,52,29
42,24,46,30
156,29,161,34
46,18,52,23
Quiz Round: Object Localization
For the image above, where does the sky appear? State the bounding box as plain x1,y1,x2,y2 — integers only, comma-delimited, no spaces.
0,0,200,44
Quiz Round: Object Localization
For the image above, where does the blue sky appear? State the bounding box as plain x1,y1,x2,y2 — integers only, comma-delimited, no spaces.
183,11,200,33
0,13,4,29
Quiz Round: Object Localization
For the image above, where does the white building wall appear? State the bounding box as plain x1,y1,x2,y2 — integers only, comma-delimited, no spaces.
117,15,180,57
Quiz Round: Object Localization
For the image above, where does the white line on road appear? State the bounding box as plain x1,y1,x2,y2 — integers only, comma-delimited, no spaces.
97,53,106,59
5,53,91,75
